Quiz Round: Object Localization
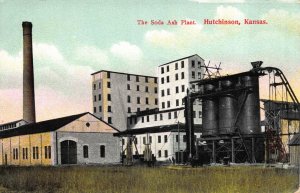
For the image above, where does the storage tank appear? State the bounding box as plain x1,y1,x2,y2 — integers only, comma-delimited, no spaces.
202,83,218,136
238,75,261,134
219,80,237,135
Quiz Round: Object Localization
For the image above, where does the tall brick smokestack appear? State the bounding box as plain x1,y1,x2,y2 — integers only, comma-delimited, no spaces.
22,21,36,123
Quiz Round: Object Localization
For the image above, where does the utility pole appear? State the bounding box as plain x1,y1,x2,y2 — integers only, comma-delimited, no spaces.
177,121,180,163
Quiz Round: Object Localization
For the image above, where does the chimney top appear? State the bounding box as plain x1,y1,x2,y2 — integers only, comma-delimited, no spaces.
22,21,32,28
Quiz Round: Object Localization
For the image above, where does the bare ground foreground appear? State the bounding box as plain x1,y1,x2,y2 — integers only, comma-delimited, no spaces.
0,165,297,193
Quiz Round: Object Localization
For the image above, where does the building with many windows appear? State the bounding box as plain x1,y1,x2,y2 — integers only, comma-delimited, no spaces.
91,70,158,131
110,54,205,162
0,112,120,165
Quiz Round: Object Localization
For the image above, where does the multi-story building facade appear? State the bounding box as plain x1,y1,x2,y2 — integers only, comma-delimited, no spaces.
123,54,205,161
93,54,205,162
91,70,158,131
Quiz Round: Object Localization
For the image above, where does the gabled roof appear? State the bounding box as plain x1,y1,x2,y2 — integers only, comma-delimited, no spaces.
0,112,119,139
289,133,300,146
158,54,204,67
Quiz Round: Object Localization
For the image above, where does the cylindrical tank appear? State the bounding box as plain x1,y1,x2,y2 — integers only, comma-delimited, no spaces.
202,84,218,136
219,80,237,135
238,75,261,135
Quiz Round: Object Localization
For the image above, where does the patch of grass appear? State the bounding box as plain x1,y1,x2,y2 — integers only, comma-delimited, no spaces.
0,165,297,193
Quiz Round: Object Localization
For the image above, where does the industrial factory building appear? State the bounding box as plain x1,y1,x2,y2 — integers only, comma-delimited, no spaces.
0,21,120,166
94,55,205,162
0,113,120,165
91,70,158,131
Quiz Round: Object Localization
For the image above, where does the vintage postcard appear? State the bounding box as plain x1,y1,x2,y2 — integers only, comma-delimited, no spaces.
0,0,300,192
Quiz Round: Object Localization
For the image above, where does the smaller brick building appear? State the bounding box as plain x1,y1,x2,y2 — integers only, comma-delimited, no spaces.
0,112,120,165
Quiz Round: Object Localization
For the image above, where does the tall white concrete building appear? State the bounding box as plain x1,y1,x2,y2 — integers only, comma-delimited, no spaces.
91,71,158,131
122,54,205,162
93,55,205,162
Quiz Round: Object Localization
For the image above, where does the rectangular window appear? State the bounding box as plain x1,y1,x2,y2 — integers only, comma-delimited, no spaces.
175,73,178,80
161,90,165,97
158,136,161,143
154,87,158,93
136,76,139,82
108,106,112,112
160,114,163,120
191,60,195,68
145,86,149,92
176,135,179,142
164,135,168,143
137,108,140,112
176,99,179,106
100,145,105,158
198,61,201,68
155,98,158,105
137,85,140,91
162,102,165,109
99,106,102,112
107,82,111,88
198,72,201,79
107,72,110,78
161,67,164,74
128,107,131,113
93,107,96,113
127,84,130,90
167,65,169,72
25,148,28,159
164,150,168,158
181,72,184,79
182,85,185,92
167,89,170,95
127,95,131,103
154,114,157,121
98,94,101,101
127,74,131,81
107,94,111,101
108,117,112,124
48,146,51,159
161,77,164,84
192,71,195,79
154,78,157,83
149,136,152,144
94,95,96,102
45,146,48,159
176,86,179,93
175,63,178,70
174,111,178,119
33,147,35,159
167,101,170,108
181,61,184,68
145,77,148,83
137,97,140,104
143,137,146,145
158,150,161,157
142,116,144,123
146,97,149,105
83,145,89,158
168,112,171,119
167,76,170,83
99,82,101,89
93,84,96,90
193,111,196,118
147,116,149,122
